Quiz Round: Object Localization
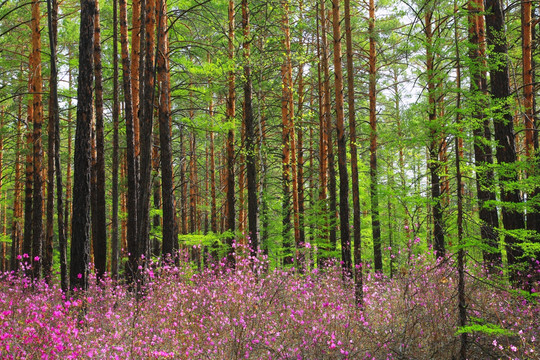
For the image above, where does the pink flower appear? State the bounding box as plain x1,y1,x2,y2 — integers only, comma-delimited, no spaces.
77,273,82,279
34,256,40,261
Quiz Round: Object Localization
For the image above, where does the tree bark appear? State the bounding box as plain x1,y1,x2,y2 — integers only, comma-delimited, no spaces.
137,0,157,266
332,0,352,278
368,0,382,271
71,0,95,291
469,0,501,270
226,0,236,267
344,0,362,304
92,0,107,281
10,97,23,271
425,6,445,257
31,0,44,280
157,0,177,259
242,0,258,258
281,0,294,265
485,0,526,282
120,0,138,282
111,0,120,279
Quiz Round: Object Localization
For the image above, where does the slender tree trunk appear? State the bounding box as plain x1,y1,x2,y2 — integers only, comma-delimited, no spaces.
454,4,467,356
319,0,336,262
111,0,120,279
65,66,73,243
368,0,382,271
241,0,258,257
137,0,157,266
11,98,23,271
485,0,526,282
131,0,141,162
119,0,138,282
46,0,67,290
344,0,362,304
157,0,177,259
469,0,501,270
71,0,95,291
23,81,33,266
281,0,293,265
31,0,44,280
226,0,236,267
331,0,352,278
425,7,445,257
92,0,107,281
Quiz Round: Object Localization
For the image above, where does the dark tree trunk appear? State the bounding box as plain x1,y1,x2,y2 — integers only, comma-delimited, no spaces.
332,0,352,278
344,0,362,304
10,98,23,272
485,0,526,282
425,8,445,257
22,92,33,268
242,0,258,258
47,0,67,291
31,0,44,280
469,0,501,270
111,0,120,279
137,0,157,266
71,0,95,291
119,0,138,282
368,0,382,271
225,0,236,267
92,0,107,281
157,0,177,259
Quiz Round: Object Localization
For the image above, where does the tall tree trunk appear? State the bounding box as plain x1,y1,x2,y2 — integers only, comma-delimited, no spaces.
296,4,306,267
281,0,294,265
522,0,540,262
120,0,138,282
131,0,141,163
425,6,445,257
65,66,73,243
157,0,177,259
469,0,501,270
189,132,197,234
344,0,362,304
332,0,352,278
11,98,23,271
368,0,382,271
242,0,258,257
30,0,44,280
319,0,336,262
111,0,120,279
92,0,107,281
454,4,467,356
71,0,95,291
485,0,526,282
137,0,157,266
226,0,236,267
47,0,67,290
23,81,33,267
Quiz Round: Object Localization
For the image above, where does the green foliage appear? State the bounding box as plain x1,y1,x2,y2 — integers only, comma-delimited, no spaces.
456,317,515,337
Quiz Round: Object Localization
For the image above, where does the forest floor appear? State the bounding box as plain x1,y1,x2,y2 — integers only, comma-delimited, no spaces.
0,247,538,359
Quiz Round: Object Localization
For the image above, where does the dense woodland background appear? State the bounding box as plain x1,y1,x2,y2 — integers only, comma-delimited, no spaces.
0,0,539,297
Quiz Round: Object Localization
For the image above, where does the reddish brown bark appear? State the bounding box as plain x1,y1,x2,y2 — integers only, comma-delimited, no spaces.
31,0,44,279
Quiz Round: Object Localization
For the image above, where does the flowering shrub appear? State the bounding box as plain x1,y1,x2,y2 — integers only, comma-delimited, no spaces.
0,251,537,359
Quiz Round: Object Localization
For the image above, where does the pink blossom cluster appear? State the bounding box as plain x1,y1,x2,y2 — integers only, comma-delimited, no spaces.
0,251,537,359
